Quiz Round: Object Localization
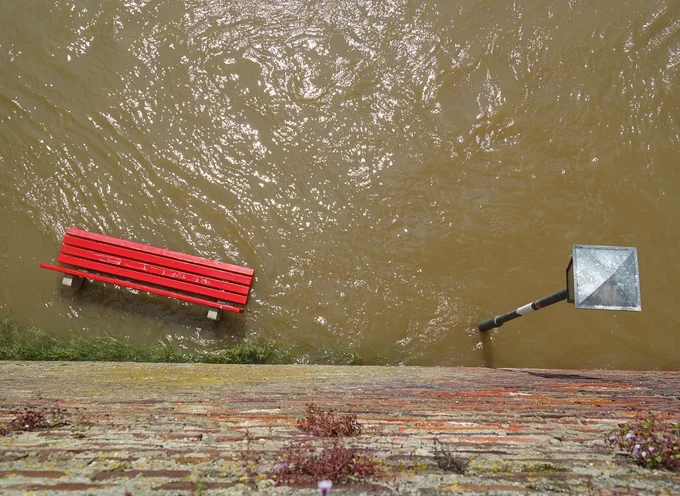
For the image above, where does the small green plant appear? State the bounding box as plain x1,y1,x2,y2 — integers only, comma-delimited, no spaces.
0,406,68,435
297,403,362,438
521,462,556,472
276,441,383,484
346,352,364,365
606,415,680,472
238,430,261,478
432,440,468,473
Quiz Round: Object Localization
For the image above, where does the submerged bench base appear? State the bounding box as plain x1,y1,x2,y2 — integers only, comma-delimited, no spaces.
43,263,240,319
58,272,224,320
61,273,83,290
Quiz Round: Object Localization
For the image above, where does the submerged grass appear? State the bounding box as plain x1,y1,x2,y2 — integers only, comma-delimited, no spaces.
0,316,285,364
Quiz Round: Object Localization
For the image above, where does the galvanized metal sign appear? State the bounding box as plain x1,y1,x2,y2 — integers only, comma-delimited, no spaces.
571,245,641,311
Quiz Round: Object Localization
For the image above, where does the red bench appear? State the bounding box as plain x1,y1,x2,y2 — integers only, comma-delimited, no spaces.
40,228,254,320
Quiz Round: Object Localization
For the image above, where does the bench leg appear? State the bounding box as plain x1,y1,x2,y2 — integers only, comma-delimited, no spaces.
207,308,222,321
62,274,83,290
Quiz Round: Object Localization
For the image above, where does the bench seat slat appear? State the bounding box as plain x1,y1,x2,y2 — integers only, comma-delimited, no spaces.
57,254,248,305
67,227,254,277
39,264,243,313
63,235,252,287
60,244,249,296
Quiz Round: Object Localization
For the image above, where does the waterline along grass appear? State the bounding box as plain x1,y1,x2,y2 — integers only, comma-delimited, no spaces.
0,316,284,364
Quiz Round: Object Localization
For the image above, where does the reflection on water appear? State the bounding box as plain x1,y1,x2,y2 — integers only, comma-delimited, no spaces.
480,330,495,369
0,0,679,369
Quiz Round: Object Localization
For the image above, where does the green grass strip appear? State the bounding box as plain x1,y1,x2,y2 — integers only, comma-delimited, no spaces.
0,316,284,364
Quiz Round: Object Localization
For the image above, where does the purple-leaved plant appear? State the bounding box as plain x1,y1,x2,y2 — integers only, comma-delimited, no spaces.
0,406,68,435
297,403,362,438
276,441,383,484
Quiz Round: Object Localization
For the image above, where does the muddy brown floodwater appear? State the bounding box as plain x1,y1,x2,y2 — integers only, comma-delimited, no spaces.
1,0,679,368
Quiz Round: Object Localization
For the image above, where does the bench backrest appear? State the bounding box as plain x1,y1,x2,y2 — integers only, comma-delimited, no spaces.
58,228,254,308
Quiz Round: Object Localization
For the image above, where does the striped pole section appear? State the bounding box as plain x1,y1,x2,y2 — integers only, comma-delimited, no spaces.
478,289,568,332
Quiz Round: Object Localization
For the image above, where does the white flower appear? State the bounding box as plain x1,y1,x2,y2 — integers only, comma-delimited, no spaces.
318,480,333,495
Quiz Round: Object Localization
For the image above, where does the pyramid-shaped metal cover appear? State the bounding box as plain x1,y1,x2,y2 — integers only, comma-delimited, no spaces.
572,245,641,311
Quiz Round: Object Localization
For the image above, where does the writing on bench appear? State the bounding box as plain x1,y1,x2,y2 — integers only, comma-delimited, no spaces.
40,228,254,320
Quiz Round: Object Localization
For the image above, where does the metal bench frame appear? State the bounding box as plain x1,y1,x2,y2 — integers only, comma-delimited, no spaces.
40,228,254,320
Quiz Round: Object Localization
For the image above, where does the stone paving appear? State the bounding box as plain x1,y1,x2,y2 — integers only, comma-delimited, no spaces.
1,362,679,495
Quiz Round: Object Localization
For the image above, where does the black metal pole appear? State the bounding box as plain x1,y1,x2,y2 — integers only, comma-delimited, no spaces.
478,288,568,332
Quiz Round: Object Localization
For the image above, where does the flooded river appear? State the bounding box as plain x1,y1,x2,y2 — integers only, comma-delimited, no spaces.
1,0,679,368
